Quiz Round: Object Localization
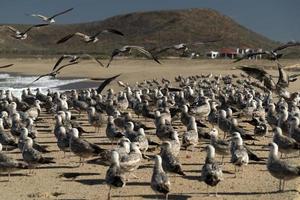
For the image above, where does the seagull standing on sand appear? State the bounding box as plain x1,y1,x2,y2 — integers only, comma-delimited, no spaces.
69,128,104,166
230,132,249,176
200,145,223,196
28,8,74,24
151,155,170,200
106,151,126,200
0,143,28,181
22,137,55,174
267,142,300,191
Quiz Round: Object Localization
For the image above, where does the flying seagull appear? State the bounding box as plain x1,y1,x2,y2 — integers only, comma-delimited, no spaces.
56,29,124,44
239,65,300,93
0,64,14,69
106,45,161,68
234,41,300,63
29,61,79,85
6,24,48,40
28,8,74,24
152,39,221,56
93,74,121,94
52,54,104,71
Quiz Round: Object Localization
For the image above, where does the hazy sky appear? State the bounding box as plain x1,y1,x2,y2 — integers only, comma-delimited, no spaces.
0,0,298,42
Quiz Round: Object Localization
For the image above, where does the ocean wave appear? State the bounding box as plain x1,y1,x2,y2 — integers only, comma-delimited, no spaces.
0,73,89,98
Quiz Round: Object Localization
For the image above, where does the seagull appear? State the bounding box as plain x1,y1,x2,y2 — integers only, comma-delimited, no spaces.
267,142,300,191
106,45,161,68
69,128,104,166
0,143,28,181
234,41,300,63
29,61,79,85
28,8,74,24
22,137,55,174
52,54,104,71
6,24,48,40
151,155,170,200
230,132,249,177
105,151,126,200
0,64,14,69
56,29,124,44
200,145,223,196
152,39,221,56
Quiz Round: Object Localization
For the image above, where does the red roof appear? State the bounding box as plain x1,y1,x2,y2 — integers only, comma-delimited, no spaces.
219,48,237,54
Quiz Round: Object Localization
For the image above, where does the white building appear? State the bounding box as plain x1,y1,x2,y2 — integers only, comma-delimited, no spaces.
206,51,219,59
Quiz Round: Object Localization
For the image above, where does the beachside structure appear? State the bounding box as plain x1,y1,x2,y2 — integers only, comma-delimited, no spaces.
206,47,263,59
206,51,219,59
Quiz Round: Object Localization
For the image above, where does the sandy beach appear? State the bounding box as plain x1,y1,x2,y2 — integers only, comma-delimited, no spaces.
0,58,300,200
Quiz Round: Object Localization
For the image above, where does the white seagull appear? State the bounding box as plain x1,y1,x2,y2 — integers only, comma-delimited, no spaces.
28,8,74,24
56,29,124,44
6,24,48,40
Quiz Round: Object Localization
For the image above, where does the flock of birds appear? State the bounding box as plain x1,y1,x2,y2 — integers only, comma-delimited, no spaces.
2,6,300,200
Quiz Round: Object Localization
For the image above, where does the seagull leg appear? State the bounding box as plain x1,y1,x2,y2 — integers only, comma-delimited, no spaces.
8,171,11,182
234,166,237,178
279,179,282,191
282,180,285,191
165,193,169,200
215,185,218,197
107,186,111,200
207,185,210,196
221,155,224,165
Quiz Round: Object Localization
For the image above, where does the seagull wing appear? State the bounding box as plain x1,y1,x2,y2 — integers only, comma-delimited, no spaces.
153,46,173,55
289,73,300,79
238,66,269,82
49,8,74,19
52,55,68,71
31,14,48,21
276,63,289,88
56,33,76,44
29,73,52,85
95,74,121,94
92,28,124,37
273,41,300,52
0,64,14,69
106,49,121,68
81,54,104,67
55,61,79,73
74,32,89,38
6,26,18,33
23,24,49,34
128,46,161,64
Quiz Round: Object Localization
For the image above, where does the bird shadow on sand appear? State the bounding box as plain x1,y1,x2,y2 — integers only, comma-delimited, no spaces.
38,141,58,144
0,173,27,177
248,161,267,165
186,189,299,196
37,129,53,133
39,165,78,170
126,181,150,186
59,172,100,179
57,199,86,200
117,194,192,199
138,164,153,170
75,178,105,185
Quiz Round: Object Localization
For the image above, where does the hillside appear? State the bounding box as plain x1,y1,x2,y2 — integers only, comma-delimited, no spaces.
0,8,281,57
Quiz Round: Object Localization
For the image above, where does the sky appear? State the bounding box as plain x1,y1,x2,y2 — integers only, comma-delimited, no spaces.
0,0,298,42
